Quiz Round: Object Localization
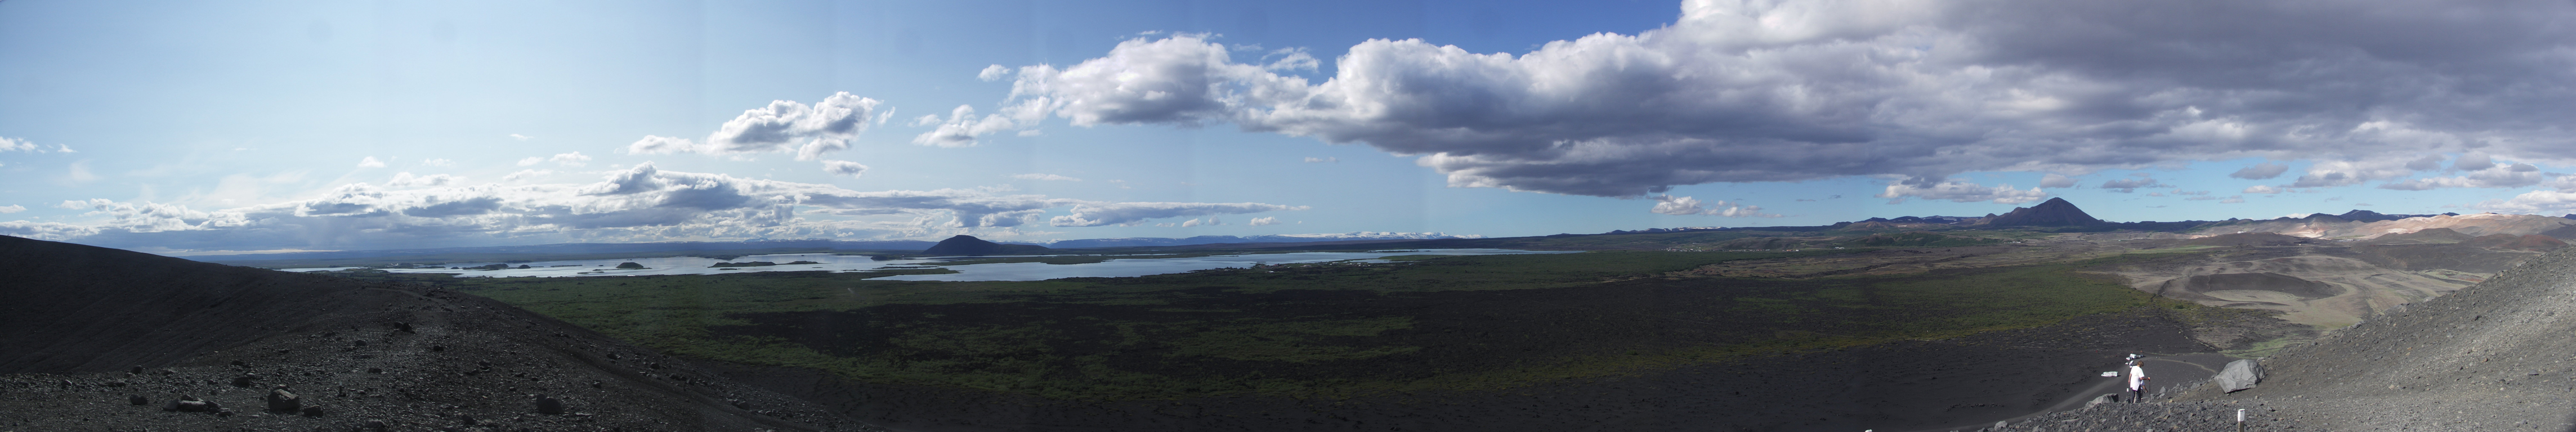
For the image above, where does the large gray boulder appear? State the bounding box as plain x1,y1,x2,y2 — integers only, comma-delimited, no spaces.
2216,359,2263,392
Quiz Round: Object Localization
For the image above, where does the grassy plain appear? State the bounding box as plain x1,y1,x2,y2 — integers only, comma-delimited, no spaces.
415,249,2163,401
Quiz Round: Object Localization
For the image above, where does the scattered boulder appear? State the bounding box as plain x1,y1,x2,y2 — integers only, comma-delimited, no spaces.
2216,359,2264,392
128,394,148,406
231,374,257,387
266,388,302,412
301,405,324,416
2083,393,2118,408
352,339,368,347
536,395,566,415
392,321,414,332
364,419,388,430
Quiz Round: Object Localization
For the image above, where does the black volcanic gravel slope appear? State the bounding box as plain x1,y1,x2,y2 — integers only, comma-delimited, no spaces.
2014,245,2576,431
0,235,882,431
2211,245,2576,430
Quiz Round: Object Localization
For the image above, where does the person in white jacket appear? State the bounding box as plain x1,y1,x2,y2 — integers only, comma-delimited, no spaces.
2127,359,2152,403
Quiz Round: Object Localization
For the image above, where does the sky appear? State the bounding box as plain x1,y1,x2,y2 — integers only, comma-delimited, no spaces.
7,0,2576,254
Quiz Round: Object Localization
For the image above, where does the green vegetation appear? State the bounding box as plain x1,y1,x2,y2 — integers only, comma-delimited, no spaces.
424,249,2158,402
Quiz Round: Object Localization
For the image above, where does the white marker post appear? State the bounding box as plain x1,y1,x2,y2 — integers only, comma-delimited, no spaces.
2237,408,2247,432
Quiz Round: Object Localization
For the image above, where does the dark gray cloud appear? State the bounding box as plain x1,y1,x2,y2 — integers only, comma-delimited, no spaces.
2230,163,2289,180
927,0,2576,199
2099,177,2167,193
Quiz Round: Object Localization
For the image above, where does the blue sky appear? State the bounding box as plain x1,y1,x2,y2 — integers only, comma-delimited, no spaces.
6,0,2576,254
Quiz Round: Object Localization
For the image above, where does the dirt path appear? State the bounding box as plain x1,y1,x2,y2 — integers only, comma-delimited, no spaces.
1895,352,2239,432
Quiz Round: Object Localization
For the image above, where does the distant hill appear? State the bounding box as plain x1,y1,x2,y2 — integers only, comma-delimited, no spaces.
1974,197,2105,227
922,235,1052,256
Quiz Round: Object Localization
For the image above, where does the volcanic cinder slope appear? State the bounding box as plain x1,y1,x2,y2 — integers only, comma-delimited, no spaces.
0,235,879,431
2211,245,2576,430
2005,245,2576,431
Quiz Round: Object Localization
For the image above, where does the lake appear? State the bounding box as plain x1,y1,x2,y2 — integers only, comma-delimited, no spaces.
299,249,1581,282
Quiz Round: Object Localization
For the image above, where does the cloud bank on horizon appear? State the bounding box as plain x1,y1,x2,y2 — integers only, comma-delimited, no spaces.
927,0,2576,208
0,164,1304,252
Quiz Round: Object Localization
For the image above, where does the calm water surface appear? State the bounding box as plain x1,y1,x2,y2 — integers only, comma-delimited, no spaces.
299,249,1579,282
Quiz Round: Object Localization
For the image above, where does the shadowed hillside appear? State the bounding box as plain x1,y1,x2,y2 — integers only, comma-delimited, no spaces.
0,235,876,431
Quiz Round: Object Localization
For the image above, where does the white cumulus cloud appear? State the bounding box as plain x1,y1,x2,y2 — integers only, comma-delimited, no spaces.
518,151,591,168
822,160,870,177
0,137,37,152
356,156,386,168
386,173,463,188
1247,217,1280,226
7,163,1303,252
0,205,24,214
627,92,882,160
1648,195,1777,217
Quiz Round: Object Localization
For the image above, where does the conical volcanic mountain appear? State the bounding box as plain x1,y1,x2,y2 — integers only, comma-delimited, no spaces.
0,235,878,431
1975,197,2105,227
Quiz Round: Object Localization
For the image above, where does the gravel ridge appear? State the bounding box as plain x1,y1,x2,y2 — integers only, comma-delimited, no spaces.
2024,245,2576,431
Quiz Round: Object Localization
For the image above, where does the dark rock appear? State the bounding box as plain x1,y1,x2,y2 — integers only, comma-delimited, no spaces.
301,405,325,416
393,321,414,332
536,395,566,415
215,407,234,416
364,418,388,429
367,368,382,374
431,345,445,352
173,399,209,412
230,360,245,367
267,388,302,412
128,394,148,406
352,339,368,347
232,374,257,387
128,365,142,374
